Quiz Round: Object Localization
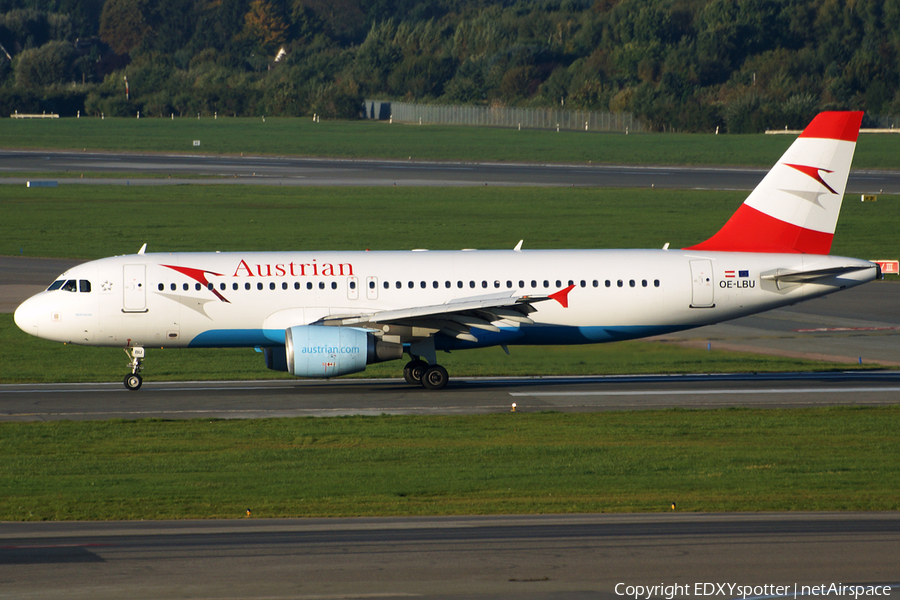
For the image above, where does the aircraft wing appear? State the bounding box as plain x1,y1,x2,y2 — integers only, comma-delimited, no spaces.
318,287,573,343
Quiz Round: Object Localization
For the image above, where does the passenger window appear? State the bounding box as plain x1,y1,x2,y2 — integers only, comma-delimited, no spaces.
295,282,301,290
432,281,438,289
383,281,389,289
350,281,356,289
369,281,375,289
642,280,647,287
445,281,451,288
543,280,549,288
654,279,660,287
207,283,214,290
518,280,524,288
245,283,251,290
269,282,275,290
469,281,475,288
257,283,263,290
319,282,325,290
47,280,65,291
617,280,623,287
307,282,313,290
531,280,537,288
580,280,586,288
184,283,189,291
556,280,561,287
420,281,426,289
331,282,337,290
604,280,610,287
506,281,512,288
494,281,501,288
195,283,202,291
171,283,177,291
234,283,240,291
408,281,414,289
457,281,463,288
396,281,401,289
158,283,164,291
482,281,488,288
629,280,635,287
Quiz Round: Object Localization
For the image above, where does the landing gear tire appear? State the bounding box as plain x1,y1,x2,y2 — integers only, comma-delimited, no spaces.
124,373,143,391
421,364,449,390
124,346,145,391
403,360,428,385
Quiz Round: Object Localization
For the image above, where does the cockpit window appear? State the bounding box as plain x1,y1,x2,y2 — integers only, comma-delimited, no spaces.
47,280,65,291
79,280,91,293
61,280,77,292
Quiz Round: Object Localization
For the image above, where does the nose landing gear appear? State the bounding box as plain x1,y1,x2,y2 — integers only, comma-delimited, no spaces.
124,346,145,390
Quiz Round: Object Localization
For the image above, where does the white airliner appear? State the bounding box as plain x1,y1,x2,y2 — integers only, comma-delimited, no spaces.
14,111,878,390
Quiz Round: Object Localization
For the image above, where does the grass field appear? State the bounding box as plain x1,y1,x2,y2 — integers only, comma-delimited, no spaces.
1,117,899,168
2,125,896,521
3,185,897,260
2,407,897,520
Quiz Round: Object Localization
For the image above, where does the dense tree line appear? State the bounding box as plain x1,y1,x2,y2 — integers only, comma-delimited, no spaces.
0,0,897,132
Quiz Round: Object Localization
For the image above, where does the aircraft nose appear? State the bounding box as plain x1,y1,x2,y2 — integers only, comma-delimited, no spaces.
14,296,40,338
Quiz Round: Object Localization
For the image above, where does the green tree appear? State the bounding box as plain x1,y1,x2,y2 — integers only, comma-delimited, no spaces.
239,0,289,53
99,0,150,55
13,39,75,87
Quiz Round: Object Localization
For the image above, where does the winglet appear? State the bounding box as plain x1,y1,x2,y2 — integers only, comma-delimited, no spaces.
514,240,523,252
549,284,575,308
138,243,147,255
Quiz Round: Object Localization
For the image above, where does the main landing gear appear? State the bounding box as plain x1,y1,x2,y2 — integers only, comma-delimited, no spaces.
403,359,449,390
124,346,145,391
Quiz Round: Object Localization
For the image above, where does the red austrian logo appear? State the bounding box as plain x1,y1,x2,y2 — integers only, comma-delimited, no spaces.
161,264,230,303
785,163,837,194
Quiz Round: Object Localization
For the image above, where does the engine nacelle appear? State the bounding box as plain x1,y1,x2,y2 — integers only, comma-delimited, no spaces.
284,325,403,377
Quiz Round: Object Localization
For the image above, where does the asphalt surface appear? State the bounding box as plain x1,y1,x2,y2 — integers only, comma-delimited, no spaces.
2,371,900,422
2,149,900,191
2,513,898,600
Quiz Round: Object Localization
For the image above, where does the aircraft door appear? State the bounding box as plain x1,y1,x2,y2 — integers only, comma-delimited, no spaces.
689,260,715,308
366,276,378,300
123,265,147,312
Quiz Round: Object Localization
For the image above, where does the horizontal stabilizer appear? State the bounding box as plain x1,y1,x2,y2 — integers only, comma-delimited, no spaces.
761,264,876,284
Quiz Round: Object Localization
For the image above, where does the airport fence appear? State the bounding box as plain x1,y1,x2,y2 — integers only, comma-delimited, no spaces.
364,100,644,133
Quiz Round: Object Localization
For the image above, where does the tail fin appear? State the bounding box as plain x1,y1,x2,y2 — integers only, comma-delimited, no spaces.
685,111,863,254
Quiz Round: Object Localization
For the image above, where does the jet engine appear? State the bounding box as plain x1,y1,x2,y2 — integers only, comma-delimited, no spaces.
283,325,403,377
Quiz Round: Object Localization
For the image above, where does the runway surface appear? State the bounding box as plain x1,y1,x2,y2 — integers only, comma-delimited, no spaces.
2,149,899,191
2,371,900,421
2,513,898,600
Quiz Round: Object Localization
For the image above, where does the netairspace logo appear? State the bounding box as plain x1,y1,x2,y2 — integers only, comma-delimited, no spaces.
614,583,895,600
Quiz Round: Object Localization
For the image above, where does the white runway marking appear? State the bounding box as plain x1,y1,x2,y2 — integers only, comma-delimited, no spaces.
510,386,900,397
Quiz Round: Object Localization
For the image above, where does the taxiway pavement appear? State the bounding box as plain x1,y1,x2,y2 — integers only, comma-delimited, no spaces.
2,149,900,191
2,513,898,600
